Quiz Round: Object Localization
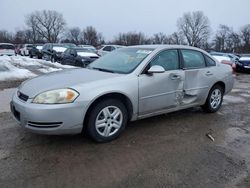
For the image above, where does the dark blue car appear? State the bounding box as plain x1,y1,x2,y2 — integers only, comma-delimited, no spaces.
236,57,250,73
61,47,99,67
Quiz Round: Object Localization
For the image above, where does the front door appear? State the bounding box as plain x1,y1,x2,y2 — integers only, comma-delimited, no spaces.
138,49,184,115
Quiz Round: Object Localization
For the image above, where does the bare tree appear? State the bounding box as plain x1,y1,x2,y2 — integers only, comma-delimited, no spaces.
0,30,13,43
168,32,185,45
213,25,233,52
82,26,104,46
83,26,96,45
13,30,26,44
64,27,82,44
152,32,168,44
177,11,211,47
240,24,250,52
26,10,66,43
97,32,105,45
113,32,148,45
226,31,241,53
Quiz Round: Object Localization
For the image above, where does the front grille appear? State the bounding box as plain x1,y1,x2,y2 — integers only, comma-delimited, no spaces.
27,121,62,128
18,91,29,102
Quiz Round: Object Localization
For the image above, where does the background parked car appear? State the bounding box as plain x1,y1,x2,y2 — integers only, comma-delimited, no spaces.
210,52,239,63
97,45,125,56
0,43,16,56
78,45,97,54
61,47,99,67
212,55,236,72
42,43,76,62
29,44,43,59
20,44,33,56
236,56,250,73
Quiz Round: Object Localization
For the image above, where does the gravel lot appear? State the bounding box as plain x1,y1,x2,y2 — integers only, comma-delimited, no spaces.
0,73,250,188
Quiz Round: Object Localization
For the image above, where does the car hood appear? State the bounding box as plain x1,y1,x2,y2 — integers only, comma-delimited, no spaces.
19,68,122,98
53,47,67,53
77,52,98,57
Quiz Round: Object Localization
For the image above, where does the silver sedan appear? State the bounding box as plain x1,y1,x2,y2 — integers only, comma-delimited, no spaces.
10,45,234,142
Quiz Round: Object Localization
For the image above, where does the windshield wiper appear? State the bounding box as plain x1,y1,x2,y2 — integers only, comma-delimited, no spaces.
90,67,115,73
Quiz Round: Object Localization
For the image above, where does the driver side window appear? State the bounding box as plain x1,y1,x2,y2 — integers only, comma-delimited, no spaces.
149,50,179,71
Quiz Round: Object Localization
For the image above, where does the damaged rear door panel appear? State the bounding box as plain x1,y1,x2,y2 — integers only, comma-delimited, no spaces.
180,49,217,106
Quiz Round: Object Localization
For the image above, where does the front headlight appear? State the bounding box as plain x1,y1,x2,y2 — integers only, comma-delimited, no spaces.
32,89,79,104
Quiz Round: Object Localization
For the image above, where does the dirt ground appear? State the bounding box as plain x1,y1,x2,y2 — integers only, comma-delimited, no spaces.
0,73,250,188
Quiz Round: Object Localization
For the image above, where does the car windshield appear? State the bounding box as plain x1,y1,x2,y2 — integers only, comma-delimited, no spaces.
88,48,153,74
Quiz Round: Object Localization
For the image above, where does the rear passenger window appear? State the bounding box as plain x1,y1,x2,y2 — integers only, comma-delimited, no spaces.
181,50,205,69
205,55,216,66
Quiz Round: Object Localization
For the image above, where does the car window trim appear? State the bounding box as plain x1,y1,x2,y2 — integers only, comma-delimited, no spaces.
180,49,207,70
140,48,181,75
204,54,216,67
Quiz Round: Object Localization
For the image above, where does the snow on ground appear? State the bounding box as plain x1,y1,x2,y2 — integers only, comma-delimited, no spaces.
38,67,63,73
0,55,74,81
0,56,36,81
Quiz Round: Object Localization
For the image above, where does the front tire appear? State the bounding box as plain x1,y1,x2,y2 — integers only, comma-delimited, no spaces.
86,99,128,142
51,56,55,63
202,85,224,113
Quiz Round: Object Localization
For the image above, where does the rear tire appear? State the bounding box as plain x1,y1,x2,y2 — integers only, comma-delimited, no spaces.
202,85,224,113
86,99,128,143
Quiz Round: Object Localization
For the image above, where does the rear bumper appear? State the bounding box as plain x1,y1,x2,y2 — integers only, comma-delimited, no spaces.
10,91,86,135
224,74,235,95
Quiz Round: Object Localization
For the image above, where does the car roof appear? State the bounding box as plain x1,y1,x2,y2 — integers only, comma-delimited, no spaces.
128,44,207,52
0,43,14,46
69,47,94,50
103,45,125,47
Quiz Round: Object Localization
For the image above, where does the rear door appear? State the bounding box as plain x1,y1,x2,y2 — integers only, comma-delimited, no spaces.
180,49,217,106
138,49,185,115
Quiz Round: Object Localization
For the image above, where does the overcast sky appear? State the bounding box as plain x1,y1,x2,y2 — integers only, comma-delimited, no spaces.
0,0,250,40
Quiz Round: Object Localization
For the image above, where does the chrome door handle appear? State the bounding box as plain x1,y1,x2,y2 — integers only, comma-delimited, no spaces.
205,71,213,76
171,74,181,80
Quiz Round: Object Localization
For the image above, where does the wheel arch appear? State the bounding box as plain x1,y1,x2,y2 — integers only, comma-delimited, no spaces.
212,81,225,93
83,92,134,129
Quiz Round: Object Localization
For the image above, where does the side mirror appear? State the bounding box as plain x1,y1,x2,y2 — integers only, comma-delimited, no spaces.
147,65,165,74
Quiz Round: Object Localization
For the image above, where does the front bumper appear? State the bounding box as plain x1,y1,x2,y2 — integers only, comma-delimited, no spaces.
10,91,86,135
